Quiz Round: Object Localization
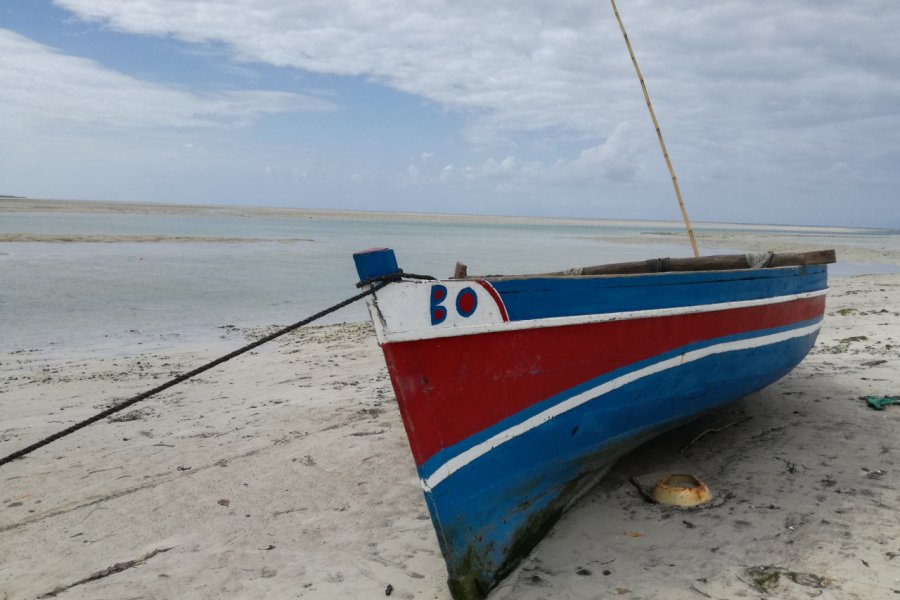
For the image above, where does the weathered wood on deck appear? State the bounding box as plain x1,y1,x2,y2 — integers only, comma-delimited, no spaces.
478,250,836,280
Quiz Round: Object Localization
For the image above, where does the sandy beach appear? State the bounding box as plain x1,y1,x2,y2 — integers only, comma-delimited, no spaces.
0,197,873,233
5,0,900,596
2,273,899,599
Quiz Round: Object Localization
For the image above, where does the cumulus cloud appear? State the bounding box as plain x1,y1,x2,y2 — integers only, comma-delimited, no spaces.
0,28,333,131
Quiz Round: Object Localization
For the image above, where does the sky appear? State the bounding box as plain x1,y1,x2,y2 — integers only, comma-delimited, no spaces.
1,1,898,227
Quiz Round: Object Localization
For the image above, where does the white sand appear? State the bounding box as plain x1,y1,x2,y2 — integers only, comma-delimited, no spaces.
0,197,876,234
2,275,899,599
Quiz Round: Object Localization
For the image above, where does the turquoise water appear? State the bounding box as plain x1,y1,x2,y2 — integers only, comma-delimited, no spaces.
0,210,894,352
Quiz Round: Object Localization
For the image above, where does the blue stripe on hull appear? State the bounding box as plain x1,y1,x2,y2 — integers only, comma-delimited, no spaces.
425,326,820,597
491,265,827,321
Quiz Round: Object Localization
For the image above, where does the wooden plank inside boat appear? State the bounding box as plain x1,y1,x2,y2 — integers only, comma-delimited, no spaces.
478,249,835,280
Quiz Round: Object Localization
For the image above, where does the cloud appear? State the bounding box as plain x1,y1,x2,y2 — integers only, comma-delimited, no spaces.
399,120,655,189
50,1,900,141
0,29,340,204
0,28,333,131
4,1,900,225
51,0,622,139
47,1,900,224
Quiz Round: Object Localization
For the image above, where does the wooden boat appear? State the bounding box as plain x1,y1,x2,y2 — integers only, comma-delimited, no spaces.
353,247,835,600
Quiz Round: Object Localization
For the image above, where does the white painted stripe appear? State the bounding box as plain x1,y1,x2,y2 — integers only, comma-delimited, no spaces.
383,289,827,344
421,321,822,491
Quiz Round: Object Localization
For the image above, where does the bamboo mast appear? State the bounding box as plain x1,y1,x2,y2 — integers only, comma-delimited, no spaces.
610,0,699,257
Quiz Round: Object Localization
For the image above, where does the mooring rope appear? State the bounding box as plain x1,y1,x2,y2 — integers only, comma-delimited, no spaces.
0,279,395,468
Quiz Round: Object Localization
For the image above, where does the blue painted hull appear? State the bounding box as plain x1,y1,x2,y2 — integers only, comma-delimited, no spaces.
427,321,819,597
354,250,831,600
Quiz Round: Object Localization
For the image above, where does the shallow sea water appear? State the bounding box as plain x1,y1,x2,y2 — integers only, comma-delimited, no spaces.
0,210,894,353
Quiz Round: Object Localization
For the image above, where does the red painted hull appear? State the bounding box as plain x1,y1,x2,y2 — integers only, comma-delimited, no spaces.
383,295,824,467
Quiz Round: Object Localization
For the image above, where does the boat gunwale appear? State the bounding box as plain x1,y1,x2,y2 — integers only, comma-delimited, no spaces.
456,249,836,282
372,288,827,344
464,264,812,283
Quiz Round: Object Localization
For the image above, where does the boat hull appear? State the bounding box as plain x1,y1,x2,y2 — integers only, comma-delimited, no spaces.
360,259,827,599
